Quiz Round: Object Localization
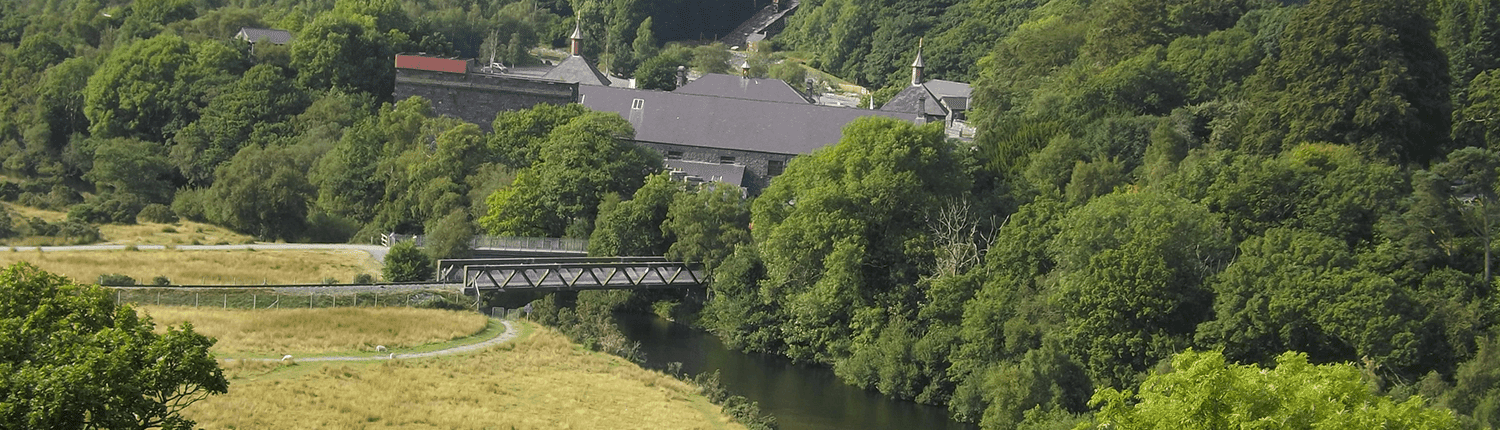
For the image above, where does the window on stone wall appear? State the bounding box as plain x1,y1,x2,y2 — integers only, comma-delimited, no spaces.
667,151,683,159
720,156,736,165
768,159,785,176
632,98,644,110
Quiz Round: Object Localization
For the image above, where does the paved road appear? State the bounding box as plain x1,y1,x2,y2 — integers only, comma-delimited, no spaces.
5,243,390,262
237,319,519,363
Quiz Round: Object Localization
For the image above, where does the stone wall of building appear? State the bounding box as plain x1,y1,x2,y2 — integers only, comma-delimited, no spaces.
394,69,577,129
634,140,793,193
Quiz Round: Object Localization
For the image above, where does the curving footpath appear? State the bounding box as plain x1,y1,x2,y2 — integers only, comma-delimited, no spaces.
235,319,519,363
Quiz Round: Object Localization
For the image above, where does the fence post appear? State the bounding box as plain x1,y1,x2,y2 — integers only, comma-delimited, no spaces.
223,293,227,308
309,293,313,308
195,292,199,307
156,291,161,305
253,294,257,309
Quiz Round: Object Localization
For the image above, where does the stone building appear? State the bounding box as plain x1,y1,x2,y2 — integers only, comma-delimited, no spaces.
578,84,912,193
392,34,955,193
880,41,975,139
393,55,577,128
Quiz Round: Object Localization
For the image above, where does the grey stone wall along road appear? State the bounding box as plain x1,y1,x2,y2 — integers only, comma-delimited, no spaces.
234,319,520,364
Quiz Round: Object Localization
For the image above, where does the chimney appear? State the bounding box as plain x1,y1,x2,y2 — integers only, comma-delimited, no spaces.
911,38,925,86
916,94,927,124
570,20,583,56
676,65,687,87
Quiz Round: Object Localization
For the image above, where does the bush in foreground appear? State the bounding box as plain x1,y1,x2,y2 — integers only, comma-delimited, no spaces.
1085,350,1458,429
0,262,227,429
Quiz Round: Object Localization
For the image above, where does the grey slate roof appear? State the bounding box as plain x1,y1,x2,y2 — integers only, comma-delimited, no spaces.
675,73,810,104
579,85,914,155
924,79,972,99
881,84,948,117
236,27,292,45
543,56,612,86
665,159,746,187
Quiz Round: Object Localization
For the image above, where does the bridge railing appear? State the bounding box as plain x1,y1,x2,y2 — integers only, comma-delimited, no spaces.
435,256,668,283
383,233,588,253
461,261,705,292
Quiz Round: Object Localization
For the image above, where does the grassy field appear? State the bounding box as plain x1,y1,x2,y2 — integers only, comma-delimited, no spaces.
3,202,255,246
156,305,744,430
0,248,381,284
137,306,490,356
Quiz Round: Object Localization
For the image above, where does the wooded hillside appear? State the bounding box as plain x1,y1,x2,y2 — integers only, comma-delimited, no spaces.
2,0,1500,427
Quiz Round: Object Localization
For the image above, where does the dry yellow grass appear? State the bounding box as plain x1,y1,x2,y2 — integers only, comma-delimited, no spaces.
0,249,380,284
1,202,255,245
188,325,745,430
137,306,489,355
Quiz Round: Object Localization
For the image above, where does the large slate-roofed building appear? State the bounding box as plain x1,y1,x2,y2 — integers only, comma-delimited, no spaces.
579,84,913,191
392,32,966,193
674,72,812,104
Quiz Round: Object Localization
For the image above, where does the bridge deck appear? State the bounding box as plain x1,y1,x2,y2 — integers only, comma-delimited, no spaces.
440,257,704,293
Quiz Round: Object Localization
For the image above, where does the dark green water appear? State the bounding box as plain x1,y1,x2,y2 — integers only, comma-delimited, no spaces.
615,313,977,430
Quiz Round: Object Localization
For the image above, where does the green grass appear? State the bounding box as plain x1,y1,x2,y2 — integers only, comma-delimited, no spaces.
138,305,489,357
161,307,746,430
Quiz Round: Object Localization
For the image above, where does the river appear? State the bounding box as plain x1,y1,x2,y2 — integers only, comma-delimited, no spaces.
615,313,977,430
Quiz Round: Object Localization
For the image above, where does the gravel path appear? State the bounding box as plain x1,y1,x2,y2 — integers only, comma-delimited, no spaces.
237,319,520,363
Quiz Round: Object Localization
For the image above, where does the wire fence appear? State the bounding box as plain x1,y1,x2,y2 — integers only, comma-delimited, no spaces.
109,288,472,311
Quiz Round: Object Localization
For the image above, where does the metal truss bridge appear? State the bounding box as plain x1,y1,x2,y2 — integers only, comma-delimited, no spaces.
438,257,705,293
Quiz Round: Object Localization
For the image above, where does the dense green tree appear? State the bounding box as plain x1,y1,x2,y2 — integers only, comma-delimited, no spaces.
32,57,95,161
480,111,658,238
663,182,751,270
0,262,228,430
1087,350,1458,429
170,63,308,185
631,17,658,68
423,209,473,261
588,172,683,257
382,239,430,281
289,11,406,99
83,33,195,140
1049,190,1230,387
487,102,588,168
202,145,313,240
634,52,686,90
1243,0,1451,162
85,138,174,203
1196,228,1437,378
691,43,732,75
751,118,966,361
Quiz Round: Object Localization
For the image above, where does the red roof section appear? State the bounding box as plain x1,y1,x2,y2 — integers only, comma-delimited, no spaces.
395,55,468,74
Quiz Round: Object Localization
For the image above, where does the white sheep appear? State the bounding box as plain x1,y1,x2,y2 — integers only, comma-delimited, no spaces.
375,345,387,353
281,354,293,362
388,353,395,360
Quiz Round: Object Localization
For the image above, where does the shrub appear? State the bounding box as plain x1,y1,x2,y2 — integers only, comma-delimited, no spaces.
54,221,101,244
353,273,374,284
322,277,339,285
382,240,431,282
98,273,136,286
171,188,210,222
0,181,21,201
137,203,178,224
152,276,170,286
302,210,359,243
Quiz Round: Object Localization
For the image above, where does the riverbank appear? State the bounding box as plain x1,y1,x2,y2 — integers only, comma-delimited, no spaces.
155,306,745,429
